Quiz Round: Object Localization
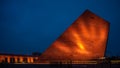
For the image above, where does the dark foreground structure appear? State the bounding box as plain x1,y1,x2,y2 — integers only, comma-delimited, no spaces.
0,63,120,68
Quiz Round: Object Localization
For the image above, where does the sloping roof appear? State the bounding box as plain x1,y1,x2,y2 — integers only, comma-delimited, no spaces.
40,10,110,61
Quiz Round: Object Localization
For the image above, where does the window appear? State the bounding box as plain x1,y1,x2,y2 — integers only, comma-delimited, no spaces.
5,57,8,63
23,58,28,63
17,58,20,63
10,58,15,63
33,58,38,63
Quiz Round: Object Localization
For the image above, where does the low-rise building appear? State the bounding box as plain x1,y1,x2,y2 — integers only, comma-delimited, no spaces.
0,53,39,63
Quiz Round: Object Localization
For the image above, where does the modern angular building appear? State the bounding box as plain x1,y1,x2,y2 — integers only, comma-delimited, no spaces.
40,10,110,62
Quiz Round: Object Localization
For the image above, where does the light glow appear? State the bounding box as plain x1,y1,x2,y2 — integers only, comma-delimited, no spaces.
40,10,110,61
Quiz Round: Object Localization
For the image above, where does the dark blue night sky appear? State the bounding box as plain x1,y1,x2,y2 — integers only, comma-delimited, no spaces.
0,0,120,56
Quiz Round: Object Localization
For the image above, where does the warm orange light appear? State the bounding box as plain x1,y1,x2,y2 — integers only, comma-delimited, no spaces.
40,10,110,61
78,43,84,50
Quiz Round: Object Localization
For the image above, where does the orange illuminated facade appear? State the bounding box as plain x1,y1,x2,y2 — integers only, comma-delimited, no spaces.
40,10,110,61
0,53,39,63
